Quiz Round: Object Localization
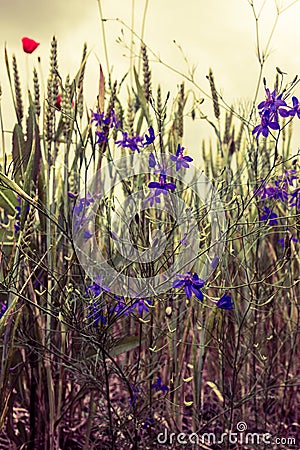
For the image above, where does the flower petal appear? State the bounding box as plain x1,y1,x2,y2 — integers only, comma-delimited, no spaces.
22,37,40,54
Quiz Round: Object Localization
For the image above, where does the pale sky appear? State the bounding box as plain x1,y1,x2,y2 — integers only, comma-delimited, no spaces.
1,0,300,153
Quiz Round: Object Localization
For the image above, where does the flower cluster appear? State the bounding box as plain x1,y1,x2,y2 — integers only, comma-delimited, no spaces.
86,280,110,298
255,166,299,247
91,109,120,144
115,126,155,153
252,88,287,139
173,272,234,310
86,279,152,326
253,87,300,139
254,169,298,204
255,168,299,229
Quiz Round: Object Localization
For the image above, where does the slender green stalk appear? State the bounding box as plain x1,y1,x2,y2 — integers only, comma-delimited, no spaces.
96,0,110,73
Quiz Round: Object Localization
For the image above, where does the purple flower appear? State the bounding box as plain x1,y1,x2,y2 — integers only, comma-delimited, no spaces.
130,299,152,315
115,132,144,153
91,110,105,124
211,256,220,270
14,220,21,234
216,293,234,310
278,234,298,248
86,275,110,297
91,109,120,129
115,127,155,152
252,110,280,139
68,191,78,199
143,126,155,146
254,182,288,203
148,172,176,196
96,130,108,144
73,193,95,215
144,190,161,207
14,197,22,234
170,144,193,171
284,96,300,118
258,88,287,115
110,296,131,316
251,86,300,138
87,301,107,326
289,188,300,209
254,170,298,206
73,194,96,231
151,377,169,392
92,109,120,144
180,232,188,246
149,152,157,168
275,169,298,193
260,207,279,226
0,302,7,318
129,385,139,406
143,416,155,429
115,131,129,148
173,272,205,300
83,229,94,240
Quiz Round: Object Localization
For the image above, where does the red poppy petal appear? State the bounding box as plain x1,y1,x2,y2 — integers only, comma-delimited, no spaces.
22,37,40,54
55,94,62,109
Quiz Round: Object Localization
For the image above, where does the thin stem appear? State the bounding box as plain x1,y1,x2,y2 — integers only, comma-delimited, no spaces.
97,0,110,73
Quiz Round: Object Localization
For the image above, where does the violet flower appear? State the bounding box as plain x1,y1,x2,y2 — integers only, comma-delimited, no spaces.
258,88,287,115
87,301,107,326
170,144,193,171
173,272,205,300
130,299,152,315
0,302,7,319
260,207,279,226
285,96,300,119
252,110,280,139
86,275,110,297
149,152,157,168
143,126,155,146
151,377,169,392
216,293,234,310
115,132,144,153
148,171,176,196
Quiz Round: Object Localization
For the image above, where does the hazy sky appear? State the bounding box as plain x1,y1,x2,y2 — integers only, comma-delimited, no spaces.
1,0,300,152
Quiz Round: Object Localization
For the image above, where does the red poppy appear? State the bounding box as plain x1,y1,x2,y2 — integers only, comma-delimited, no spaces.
55,94,74,110
55,94,62,110
22,37,40,54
